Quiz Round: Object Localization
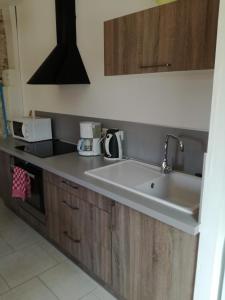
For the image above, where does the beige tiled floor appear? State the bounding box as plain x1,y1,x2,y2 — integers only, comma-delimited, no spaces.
0,199,117,300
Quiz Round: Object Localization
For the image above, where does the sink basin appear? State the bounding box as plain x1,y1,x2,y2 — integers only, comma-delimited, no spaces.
85,159,201,214
135,172,201,213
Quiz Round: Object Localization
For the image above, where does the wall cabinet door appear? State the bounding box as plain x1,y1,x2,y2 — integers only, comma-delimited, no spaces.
104,0,219,75
170,0,219,71
112,203,198,300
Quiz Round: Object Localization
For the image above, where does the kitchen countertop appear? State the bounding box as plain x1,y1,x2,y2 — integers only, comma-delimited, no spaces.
0,137,200,235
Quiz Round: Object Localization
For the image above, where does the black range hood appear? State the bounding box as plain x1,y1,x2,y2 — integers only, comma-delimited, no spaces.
28,0,90,85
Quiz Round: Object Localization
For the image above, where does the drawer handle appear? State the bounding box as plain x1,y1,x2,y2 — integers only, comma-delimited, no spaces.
63,231,81,243
62,200,79,210
140,63,171,69
61,180,79,190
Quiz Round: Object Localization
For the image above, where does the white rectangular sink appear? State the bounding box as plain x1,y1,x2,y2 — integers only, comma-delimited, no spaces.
85,159,202,214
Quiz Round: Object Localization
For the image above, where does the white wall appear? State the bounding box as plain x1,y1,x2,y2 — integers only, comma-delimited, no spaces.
16,0,213,131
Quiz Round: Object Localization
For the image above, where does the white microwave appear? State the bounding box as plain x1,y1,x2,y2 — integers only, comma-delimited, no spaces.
12,117,52,142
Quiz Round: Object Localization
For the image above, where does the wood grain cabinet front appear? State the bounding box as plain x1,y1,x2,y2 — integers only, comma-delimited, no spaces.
104,0,220,75
44,171,198,300
72,199,112,285
112,203,198,300
44,172,113,286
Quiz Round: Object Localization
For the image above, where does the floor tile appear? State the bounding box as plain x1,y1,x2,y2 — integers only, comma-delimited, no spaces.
37,239,67,263
0,244,57,288
0,219,43,250
0,276,8,295
0,238,13,258
0,199,9,212
0,209,19,229
81,293,98,300
1,278,58,300
39,261,97,300
92,286,117,300
81,287,117,300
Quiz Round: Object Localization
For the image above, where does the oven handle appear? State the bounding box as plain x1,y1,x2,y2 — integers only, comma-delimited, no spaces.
10,165,35,180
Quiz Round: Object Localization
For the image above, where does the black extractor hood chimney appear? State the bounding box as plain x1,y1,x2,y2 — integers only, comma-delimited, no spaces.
28,0,90,85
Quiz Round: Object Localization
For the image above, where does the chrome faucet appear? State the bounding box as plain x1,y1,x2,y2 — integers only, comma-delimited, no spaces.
161,134,184,174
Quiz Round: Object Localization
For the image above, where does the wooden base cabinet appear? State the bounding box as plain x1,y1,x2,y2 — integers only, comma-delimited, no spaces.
44,171,198,300
112,203,198,300
44,172,113,286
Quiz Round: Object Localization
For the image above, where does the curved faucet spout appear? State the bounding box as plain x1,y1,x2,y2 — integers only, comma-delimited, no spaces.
161,134,184,174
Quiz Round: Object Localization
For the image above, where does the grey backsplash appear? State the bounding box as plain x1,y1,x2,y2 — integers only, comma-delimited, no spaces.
37,111,208,175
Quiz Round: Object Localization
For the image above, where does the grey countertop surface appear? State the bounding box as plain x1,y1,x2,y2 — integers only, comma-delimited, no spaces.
0,137,200,235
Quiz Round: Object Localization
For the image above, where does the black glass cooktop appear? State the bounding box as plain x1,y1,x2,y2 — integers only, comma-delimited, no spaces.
16,140,76,158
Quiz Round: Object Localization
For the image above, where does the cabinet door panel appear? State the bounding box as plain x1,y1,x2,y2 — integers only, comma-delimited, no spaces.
140,7,162,72
104,0,219,75
72,199,92,268
105,12,142,75
59,191,74,254
112,203,198,300
92,206,112,285
71,198,112,285
44,182,60,244
171,0,217,71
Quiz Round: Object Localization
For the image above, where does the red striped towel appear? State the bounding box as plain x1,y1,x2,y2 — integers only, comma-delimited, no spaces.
12,167,31,201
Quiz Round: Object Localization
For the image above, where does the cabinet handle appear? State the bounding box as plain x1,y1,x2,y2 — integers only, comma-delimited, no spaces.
61,180,79,190
140,63,171,69
63,231,81,243
62,200,79,210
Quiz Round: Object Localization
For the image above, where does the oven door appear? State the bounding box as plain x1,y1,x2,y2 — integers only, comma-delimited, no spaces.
12,157,45,222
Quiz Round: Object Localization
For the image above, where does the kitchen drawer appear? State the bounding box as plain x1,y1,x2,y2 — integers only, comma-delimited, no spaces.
44,171,114,212
60,191,80,212
84,189,114,213
44,171,85,198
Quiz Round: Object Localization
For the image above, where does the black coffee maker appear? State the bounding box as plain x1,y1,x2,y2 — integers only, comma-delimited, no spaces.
104,129,124,161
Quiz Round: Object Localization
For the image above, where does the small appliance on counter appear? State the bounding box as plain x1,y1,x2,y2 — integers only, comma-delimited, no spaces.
77,122,101,156
104,129,124,161
12,117,52,142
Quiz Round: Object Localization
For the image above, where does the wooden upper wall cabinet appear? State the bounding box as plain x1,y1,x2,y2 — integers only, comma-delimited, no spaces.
104,0,220,75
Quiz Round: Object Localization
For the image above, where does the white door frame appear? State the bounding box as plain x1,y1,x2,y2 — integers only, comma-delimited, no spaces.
194,1,225,299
